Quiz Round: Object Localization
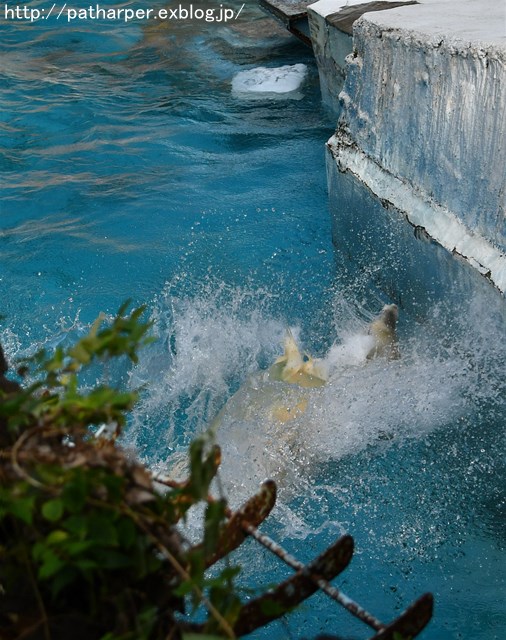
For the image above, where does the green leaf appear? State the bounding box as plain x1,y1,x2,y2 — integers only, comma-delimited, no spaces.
204,565,241,589
65,540,94,556
38,549,64,579
173,579,197,598
63,514,88,538
42,498,64,522
2,494,35,525
203,499,227,559
74,558,99,572
62,473,87,512
68,342,92,365
87,513,119,546
46,530,69,545
117,299,132,317
32,541,46,562
44,346,65,372
188,438,220,501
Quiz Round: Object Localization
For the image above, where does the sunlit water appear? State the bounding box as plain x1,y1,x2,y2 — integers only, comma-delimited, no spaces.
1,2,505,639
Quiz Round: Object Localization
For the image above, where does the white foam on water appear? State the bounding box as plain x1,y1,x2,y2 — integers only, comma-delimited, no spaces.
231,64,308,99
5,278,499,546
124,282,506,541
0,327,22,364
126,279,287,453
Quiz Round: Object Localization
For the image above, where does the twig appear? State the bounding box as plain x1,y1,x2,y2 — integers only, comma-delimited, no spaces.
18,524,51,640
242,520,385,632
126,507,236,639
153,473,385,631
11,426,47,489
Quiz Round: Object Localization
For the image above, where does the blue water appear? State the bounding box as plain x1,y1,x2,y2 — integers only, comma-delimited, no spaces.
1,2,505,639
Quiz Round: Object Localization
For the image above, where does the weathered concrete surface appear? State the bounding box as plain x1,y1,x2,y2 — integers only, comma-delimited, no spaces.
307,1,352,104
316,0,506,292
326,152,506,312
260,0,311,22
307,0,417,106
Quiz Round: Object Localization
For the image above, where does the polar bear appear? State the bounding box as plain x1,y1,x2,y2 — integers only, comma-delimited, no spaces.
210,304,400,433
366,304,400,361
268,329,327,388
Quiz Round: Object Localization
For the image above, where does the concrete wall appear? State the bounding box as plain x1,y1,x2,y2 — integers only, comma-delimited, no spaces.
307,1,353,106
308,0,506,293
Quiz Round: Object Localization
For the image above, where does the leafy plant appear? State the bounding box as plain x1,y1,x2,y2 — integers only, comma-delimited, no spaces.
0,304,433,640
0,304,245,639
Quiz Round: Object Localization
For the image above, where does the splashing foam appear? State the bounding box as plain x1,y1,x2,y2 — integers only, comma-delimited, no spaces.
2,279,505,542
126,283,506,538
126,280,287,456
210,332,468,515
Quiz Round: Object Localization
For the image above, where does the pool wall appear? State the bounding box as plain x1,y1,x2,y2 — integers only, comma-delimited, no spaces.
307,0,506,294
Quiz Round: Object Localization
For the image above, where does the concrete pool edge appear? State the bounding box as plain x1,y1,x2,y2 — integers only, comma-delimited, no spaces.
306,0,506,294
327,134,506,293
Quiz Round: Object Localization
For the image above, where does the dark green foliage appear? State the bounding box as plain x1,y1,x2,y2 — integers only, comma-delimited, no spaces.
0,305,240,640
0,305,433,640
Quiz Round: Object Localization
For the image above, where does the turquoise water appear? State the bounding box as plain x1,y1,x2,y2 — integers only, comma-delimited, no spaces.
1,2,505,639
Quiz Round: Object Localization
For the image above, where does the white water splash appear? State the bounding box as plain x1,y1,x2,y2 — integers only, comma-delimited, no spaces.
123,282,506,538
126,280,287,455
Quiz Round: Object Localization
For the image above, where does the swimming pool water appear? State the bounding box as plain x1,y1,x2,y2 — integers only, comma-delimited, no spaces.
1,2,505,638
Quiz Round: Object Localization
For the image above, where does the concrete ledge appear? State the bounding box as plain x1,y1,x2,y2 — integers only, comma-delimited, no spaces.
307,1,353,105
325,0,418,35
313,0,506,293
259,0,314,44
307,0,417,106
259,0,310,23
